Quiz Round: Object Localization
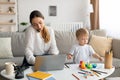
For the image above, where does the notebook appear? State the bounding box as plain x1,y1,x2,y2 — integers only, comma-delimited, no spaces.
33,54,66,71
27,71,55,80
27,77,55,80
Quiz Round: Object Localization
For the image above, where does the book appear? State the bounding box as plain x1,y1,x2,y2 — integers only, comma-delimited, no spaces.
27,76,56,80
27,71,55,80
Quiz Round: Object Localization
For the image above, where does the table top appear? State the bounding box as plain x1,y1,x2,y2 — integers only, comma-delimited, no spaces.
0,63,115,80
48,63,115,80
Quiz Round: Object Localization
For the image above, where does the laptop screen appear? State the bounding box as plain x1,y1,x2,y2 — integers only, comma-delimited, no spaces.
33,54,66,71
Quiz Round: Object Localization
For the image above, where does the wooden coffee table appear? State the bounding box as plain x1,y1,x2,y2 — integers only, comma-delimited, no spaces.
0,63,115,80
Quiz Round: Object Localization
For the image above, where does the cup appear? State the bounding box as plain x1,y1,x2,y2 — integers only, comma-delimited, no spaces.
104,51,113,69
5,62,15,75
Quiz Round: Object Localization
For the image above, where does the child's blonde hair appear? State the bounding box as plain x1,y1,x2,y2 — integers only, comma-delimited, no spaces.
76,28,89,38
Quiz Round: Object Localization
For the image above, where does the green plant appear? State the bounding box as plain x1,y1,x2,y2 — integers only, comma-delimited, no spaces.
20,22,28,26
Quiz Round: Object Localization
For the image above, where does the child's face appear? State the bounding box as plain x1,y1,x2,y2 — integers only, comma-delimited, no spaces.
77,35,89,46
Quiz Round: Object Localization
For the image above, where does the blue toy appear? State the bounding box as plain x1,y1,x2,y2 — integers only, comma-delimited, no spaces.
92,63,97,68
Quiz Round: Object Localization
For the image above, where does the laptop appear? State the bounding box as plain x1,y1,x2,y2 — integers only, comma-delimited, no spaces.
33,54,66,71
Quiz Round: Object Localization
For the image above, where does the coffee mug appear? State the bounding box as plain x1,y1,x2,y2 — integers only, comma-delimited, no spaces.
5,62,15,75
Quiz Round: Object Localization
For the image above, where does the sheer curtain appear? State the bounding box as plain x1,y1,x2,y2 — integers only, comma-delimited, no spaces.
100,0,120,38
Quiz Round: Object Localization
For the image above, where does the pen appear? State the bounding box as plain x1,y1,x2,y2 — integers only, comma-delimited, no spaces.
92,71,99,77
80,69,91,73
78,72,88,78
92,70,101,75
72,74,80,80
91,70,107,74
78,72,86,74
79,71,94,77
64,64,69,68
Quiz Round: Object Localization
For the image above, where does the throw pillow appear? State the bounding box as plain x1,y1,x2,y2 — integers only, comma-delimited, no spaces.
89,35,112,57
55,31,77,54
0,37,13,58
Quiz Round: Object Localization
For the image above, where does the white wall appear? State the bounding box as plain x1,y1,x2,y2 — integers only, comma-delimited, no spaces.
18,0,90,31
100,0,120,38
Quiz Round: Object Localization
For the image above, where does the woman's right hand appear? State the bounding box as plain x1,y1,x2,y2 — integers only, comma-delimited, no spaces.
67,54,73,60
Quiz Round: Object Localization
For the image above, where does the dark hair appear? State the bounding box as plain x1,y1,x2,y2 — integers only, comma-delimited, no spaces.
29,10,44,24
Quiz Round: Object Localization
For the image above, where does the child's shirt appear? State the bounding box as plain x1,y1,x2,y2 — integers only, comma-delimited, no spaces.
69,44,95,63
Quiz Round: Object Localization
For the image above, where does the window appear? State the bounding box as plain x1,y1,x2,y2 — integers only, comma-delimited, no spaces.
100,0,120,38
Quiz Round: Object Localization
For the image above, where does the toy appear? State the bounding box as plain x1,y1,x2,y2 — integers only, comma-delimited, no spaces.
79,61,97,69
85,63,92,69
79,61,86,69
92,63,97,68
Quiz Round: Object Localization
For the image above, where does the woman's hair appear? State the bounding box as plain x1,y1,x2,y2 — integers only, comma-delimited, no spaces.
42,27,50,43
76,28,89,38
30,10,50,43
30,10,44,23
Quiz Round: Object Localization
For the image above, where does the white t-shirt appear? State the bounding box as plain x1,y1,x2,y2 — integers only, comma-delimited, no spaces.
69,44,95,63
25,26,59,64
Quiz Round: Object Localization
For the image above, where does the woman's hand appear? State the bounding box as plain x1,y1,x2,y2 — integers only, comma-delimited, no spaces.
67,54,73,60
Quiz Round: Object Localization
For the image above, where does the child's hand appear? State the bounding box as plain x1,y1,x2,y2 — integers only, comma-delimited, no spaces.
99,57,104,62
67,54,73,60
92,53,104,62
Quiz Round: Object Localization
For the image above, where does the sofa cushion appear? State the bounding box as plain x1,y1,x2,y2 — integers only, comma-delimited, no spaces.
89,35,112,56
11,32,25,57
0,32,12,37
112,38,120,59
55,31,77,54
90,29,106,37
0,37,13,58
0,32,25,57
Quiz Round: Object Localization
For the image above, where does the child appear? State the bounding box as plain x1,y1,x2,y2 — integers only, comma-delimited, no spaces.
67,28,103,64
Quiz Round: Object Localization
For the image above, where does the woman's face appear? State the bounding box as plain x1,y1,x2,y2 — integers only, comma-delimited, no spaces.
31,17,44,32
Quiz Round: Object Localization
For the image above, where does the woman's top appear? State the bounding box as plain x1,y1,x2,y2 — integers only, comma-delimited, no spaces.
69,44,95,63
25,26,59,64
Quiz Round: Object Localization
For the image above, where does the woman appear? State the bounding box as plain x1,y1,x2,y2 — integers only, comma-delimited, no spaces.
24,10,59,65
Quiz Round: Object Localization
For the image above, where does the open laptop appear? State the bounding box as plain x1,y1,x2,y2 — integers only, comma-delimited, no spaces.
33,54,66,71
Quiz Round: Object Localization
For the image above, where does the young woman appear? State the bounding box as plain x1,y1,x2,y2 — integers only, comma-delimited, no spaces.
24,10,59,65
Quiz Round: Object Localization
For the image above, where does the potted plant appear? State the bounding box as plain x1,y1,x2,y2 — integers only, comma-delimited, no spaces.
20,22,28,32
20,22,28,26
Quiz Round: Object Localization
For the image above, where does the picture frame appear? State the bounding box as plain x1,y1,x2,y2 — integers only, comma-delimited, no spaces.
49,6,57,16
